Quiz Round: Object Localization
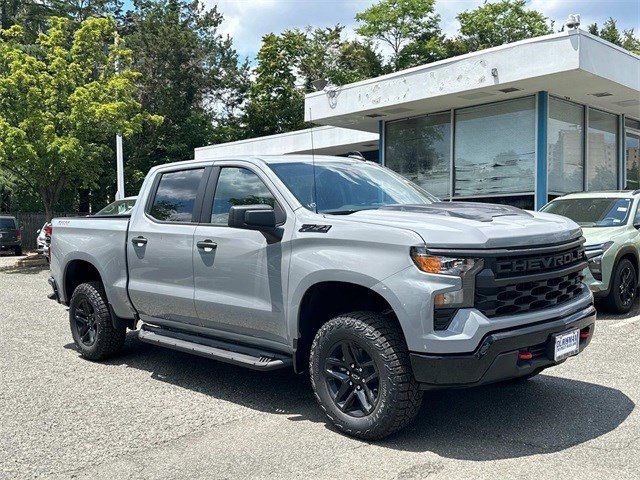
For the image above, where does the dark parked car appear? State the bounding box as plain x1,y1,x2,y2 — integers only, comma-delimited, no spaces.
0,215,22,256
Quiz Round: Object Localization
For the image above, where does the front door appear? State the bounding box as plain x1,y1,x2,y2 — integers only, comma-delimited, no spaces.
193,165,291,344
127,166,209,326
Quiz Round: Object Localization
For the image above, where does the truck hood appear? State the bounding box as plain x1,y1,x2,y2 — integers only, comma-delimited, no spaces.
341,202,581,249
581,226,627,246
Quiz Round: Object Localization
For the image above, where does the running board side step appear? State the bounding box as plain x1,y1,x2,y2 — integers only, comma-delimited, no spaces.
138,325,292,371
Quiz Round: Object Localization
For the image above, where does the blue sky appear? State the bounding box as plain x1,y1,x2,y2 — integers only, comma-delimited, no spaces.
124,1,640,61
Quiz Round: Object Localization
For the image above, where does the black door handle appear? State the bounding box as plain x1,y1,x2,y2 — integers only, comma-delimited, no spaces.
197,240,217,252
132,236,147,247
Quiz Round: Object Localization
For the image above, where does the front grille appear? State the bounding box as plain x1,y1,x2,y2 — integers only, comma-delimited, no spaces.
473,239,588,318
475,270,585,317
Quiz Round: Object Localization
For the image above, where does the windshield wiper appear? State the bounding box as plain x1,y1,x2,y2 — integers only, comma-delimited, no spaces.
324,207,380,215
325,210,360,215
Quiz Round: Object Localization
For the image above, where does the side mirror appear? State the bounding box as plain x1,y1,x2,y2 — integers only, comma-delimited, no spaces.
228,204,277,230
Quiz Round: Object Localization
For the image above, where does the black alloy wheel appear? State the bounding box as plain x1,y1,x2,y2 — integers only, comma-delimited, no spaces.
309,311,423,440
69,282,126,360
603,258,638,314
324,340,379,417
618,263,637,308
72,297,98,347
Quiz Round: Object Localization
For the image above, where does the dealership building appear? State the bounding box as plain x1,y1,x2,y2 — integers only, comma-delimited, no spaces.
197,28,640,210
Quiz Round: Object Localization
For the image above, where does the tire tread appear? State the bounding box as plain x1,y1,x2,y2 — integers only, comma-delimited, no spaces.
70,282,125,361
309,311,422,440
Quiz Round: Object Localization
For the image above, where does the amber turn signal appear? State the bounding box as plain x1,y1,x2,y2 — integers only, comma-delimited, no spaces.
412,255,443,274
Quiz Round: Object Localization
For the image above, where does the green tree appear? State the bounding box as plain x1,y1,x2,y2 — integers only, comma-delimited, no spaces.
588,18,640,54
598,18,622,45
355,0,441,71
121,0,248,190
456,0,552,51
298,25,384,90
0,0,56,41
622,29,640,55
0,17,161,219
243,30,307,137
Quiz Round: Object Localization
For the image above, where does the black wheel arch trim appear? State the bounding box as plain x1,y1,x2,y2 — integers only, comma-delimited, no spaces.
613,245,640,272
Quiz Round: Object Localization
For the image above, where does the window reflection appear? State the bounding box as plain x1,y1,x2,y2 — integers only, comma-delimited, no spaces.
454,97,535,197
211,167,275,225
548,98,584,193
626,133,640,190
385,113,451,198
149,169,204,222
587,108,618,190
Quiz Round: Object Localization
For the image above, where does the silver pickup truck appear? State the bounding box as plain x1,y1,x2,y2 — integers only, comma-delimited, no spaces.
49,155,596,439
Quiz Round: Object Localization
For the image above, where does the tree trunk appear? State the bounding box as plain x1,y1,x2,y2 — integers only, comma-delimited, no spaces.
44,202,53,222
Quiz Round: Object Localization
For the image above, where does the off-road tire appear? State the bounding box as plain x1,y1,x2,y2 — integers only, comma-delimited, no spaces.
69,282,126,360
309,311,423,440
602,258,637,314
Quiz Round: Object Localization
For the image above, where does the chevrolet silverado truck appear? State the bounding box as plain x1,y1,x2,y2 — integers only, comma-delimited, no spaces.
48,155,596,439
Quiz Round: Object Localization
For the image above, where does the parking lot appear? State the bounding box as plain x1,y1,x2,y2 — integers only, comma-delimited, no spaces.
1,260,638,479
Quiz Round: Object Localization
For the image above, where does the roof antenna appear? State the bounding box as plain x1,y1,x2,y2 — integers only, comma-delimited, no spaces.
308,107,318,214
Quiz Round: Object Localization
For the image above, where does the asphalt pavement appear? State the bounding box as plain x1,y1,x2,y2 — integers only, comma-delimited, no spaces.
1,262,638,479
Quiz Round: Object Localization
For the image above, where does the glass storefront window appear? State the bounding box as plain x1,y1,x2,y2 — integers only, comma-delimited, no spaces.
626,132,640,190
548,98,584,193
384,112,451,198
454,97,535,197
587,108,618,190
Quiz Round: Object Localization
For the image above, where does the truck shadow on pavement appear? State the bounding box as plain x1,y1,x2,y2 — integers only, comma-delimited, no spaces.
75,332,634,461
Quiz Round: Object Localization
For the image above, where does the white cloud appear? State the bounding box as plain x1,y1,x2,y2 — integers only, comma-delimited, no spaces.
204,0,640,61
206,0,377,60
436,0,484,36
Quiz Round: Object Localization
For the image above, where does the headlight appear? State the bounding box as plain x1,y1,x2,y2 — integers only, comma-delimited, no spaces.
410,246,483,309
585,241,613,281
410,246,479,277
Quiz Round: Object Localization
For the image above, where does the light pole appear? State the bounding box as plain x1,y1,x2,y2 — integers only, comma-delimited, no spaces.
114,33,125,200
115,133,124,200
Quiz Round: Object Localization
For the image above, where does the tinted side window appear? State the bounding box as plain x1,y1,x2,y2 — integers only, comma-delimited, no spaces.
149,169,205,222
211,167,276,225
634,202,640,225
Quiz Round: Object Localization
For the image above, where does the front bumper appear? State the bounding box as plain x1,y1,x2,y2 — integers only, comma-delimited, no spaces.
584,268,611,298
410,305,596,389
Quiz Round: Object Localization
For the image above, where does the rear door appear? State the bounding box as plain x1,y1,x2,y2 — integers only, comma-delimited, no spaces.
192,163,292,344
127,166,210,326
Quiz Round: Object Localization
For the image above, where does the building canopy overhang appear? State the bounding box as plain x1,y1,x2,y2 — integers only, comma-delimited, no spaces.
305,29,640,132
194,126,379,160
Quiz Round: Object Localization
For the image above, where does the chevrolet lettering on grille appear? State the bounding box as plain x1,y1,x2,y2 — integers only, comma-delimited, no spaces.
495,249,584,275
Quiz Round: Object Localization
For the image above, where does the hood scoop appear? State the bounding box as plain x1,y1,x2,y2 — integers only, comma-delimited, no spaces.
380,202,532,223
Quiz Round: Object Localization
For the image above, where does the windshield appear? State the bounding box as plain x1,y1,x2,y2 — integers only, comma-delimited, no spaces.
541,197,632,227
269,161,437,214
0,218,16,229
95,199,137,216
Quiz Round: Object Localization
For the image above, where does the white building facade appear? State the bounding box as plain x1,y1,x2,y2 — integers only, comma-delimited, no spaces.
305,29,640,210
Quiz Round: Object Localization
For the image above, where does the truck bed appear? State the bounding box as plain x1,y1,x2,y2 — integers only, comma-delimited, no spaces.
49,216,135,319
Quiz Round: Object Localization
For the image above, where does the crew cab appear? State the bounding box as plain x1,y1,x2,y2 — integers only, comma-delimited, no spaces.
48,155,596,439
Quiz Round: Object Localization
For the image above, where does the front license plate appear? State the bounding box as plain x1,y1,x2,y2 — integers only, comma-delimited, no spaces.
554,329,580,361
